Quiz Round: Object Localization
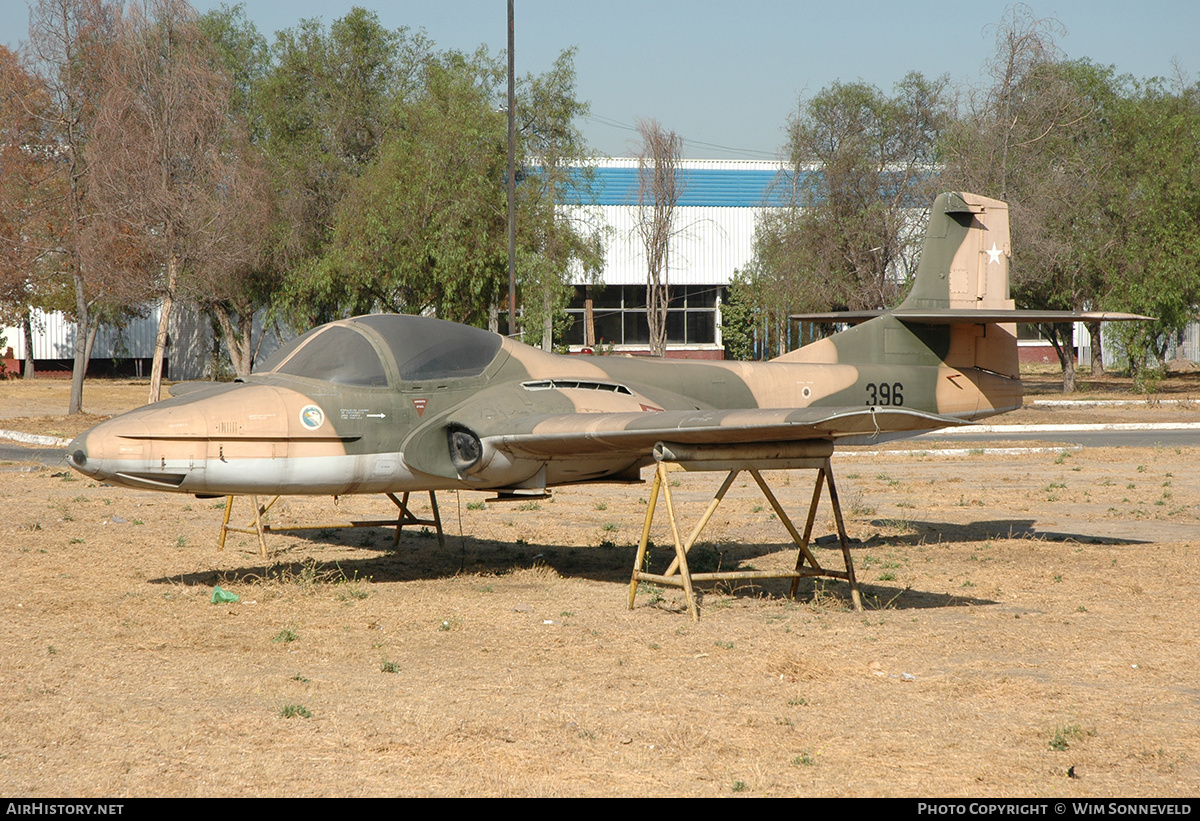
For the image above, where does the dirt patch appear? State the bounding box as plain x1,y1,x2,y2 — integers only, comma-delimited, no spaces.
1,379,1197,796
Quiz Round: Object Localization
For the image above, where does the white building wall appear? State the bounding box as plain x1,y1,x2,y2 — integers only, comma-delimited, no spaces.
569,204,764,286
1,304,213,378
2,308,161,360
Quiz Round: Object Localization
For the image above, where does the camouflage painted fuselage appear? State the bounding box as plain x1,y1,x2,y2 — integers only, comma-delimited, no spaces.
66,192,1027,496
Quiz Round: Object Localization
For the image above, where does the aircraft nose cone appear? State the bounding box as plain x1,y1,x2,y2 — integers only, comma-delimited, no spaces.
66,414,150,482
67,432,97,476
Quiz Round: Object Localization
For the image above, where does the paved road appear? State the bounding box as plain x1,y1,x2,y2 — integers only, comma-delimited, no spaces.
916,430,1199,449
0,444,67,466
916,421,1200,449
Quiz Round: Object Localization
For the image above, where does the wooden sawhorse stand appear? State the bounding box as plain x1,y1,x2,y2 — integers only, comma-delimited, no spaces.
218,491,444,557
628,441,861,620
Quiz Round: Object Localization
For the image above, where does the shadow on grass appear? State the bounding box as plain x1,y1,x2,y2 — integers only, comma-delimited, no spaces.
143,508,1138,611
865,518,1149,546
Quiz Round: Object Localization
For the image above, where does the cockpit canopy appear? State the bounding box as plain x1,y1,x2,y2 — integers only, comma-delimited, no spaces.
256,314,504,387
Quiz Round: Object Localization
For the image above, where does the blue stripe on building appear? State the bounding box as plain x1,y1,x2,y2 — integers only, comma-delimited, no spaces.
562,167,802,207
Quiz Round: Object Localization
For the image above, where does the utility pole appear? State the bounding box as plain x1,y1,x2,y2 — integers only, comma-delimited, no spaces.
506,0,516,336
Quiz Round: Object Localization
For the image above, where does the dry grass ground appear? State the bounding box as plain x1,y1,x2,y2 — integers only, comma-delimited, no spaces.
1,378,1197,796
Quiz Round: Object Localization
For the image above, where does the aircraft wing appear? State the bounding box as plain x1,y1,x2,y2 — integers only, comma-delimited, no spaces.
487,406,968,459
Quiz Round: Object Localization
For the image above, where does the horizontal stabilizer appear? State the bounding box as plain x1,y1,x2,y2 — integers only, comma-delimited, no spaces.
789,309,1155,325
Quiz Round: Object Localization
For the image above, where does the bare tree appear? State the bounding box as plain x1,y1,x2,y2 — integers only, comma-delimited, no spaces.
87,0,264,397
634,119,683,357
0,45,65,379
185,134,272,377
25,0,120,413
975,4,1068,201
942,5,1105,392
783,74,949,311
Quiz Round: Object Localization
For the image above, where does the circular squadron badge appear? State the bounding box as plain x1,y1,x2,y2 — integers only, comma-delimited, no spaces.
299,404,325,430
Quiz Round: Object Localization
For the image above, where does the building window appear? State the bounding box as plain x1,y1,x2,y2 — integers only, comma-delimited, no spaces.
562,285,724,348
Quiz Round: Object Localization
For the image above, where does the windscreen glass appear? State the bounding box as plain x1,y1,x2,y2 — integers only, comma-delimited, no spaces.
271,326,389,386
255,326,322,374
356,315,501,381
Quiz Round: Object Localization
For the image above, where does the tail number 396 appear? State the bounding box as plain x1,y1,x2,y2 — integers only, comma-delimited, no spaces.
865,382,903,406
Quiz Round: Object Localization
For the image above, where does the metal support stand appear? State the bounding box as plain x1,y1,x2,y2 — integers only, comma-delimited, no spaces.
628,444,861,620
217,491,445,557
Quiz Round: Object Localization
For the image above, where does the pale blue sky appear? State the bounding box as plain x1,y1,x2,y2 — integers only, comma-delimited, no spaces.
3,1,1196,158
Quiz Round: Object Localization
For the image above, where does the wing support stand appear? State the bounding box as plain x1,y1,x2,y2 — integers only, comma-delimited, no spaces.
217,491,445,557
628,440,861,620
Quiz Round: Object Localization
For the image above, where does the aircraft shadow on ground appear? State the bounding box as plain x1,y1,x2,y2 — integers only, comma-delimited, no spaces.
865,518,1150,547
148,524,1031,611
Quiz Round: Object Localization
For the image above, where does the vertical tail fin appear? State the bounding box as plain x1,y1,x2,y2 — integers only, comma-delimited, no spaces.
900,192,1015,312
779,191,1146,416
778,191,1021,395
901,191,1020,381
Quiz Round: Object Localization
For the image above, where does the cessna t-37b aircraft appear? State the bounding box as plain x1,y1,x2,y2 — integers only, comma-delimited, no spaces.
67,192,1143,502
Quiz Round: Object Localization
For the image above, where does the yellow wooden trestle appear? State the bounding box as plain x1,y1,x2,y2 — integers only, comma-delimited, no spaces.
217,491,444,557
628,445,861,620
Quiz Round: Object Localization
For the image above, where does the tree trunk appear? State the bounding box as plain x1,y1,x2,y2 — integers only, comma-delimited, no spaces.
68,272,88,415
148,255,179,403
212,304,254,377
1060,349,1076,393
22,311,35,379
542,289,553,352
1047,323,1076,393
84,319,99,372
584,289,595,347
1087,321,1104,377
648,279,665,356
241,312,256,374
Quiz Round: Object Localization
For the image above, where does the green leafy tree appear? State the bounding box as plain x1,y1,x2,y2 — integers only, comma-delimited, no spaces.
308,49,507,325
295,46,600,336
514,48,604,349
954,59,1122,391
780,74,950,311
736,73,949,358
259,8,429,313
943,7,1109,391
719,270,764,361
942,5,1194,391
197,2,268,126
1101,79,1200,387
726,224,820,359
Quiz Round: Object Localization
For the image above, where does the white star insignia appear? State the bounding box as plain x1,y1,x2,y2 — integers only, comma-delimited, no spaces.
985,243,1004,265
